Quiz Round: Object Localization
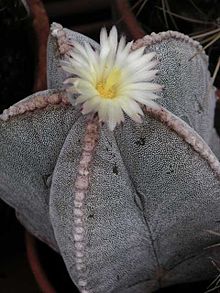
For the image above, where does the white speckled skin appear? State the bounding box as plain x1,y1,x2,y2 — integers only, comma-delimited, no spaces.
0,24,220,292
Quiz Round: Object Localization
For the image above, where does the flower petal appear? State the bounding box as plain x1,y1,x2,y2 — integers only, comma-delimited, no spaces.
133,95,161,108
81,96,101,114
119,98,143,123
108,26,118,49
75,94,93,105
126,82,163,92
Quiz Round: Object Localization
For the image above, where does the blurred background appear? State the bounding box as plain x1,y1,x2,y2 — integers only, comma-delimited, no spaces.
0,0,219,292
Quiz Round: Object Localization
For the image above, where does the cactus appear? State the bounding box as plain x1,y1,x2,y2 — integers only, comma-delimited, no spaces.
0,23,220,292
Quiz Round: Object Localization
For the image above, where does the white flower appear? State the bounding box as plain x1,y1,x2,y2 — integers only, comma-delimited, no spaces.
62,26,162,130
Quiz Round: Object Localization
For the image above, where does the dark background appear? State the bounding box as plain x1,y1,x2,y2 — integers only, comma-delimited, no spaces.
0,0,219,292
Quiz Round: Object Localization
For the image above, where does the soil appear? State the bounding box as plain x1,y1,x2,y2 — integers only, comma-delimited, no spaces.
36,240,79,292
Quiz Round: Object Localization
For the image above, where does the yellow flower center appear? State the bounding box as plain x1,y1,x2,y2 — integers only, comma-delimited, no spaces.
96,67,121,99
96,82,115,99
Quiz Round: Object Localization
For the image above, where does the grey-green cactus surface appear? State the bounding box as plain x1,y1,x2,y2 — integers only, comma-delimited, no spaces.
0,23,220,292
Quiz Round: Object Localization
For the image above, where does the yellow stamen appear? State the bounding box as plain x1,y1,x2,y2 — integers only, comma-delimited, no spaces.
96,82,115,99
96,68,121,99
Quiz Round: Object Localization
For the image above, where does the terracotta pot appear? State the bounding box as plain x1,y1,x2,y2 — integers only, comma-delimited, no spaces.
0,4,49,289
21,1,50,290
25,0,49,92
26,233,56,293
25,232,78,292
113,0,145,40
